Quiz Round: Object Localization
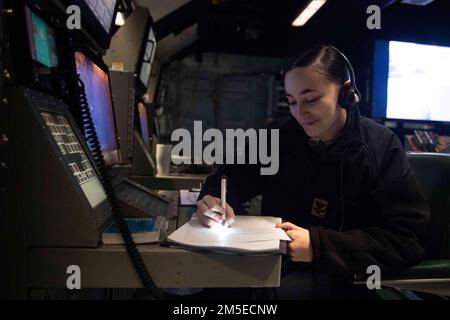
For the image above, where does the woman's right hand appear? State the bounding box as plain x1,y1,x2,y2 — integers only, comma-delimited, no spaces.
196,195,235,228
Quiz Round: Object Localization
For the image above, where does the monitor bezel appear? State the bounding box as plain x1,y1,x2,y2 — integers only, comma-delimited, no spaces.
24,87,114,231
371,38,450,123
8,1,64,88
136,102,151,146
135,18,156,93
60,0,119,49
71,48,121,166
24,4,60,69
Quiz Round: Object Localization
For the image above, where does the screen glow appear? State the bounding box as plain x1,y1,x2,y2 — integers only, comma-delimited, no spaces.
75,51,119,165
386,41,450,122
84,0,117,33
25,6,58,68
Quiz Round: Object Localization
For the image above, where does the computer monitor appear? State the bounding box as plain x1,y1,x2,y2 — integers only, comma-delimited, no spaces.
24,5,58,68
9,87,112,246
372,40,450,122
75,51,120,165
64,0,118,49
138,28,156,90
83,0,117,34
41,111,107,210
137,102,150,146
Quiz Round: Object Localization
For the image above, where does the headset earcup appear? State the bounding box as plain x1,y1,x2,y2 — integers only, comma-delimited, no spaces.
347,87,361,108
339,87,360,109
338,86,348,109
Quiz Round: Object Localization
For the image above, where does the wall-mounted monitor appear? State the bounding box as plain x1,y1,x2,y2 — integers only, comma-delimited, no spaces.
75,51,120,165
64,0,119,49
138,27,157,91
24,5,58,68
137,102,150,146
83,0,117,34
41,111,107,209
372,40,450,122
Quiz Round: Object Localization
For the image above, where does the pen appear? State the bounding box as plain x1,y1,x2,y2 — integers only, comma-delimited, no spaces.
221,175,227,226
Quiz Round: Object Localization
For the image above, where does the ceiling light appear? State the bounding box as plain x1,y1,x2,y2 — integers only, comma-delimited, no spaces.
292,0,327,27
115,11,125,26
400,0,434,6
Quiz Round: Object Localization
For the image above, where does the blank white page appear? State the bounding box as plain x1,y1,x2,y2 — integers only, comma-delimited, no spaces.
167,215,290,253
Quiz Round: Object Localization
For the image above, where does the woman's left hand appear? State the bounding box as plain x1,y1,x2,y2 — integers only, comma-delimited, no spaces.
276,222,313,262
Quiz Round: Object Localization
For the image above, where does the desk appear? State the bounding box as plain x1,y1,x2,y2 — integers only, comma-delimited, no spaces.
132,174,207,190
28,246,281,288
28,192,281,290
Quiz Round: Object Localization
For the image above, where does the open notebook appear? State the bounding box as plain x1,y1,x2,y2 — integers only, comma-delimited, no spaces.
166,214,291,255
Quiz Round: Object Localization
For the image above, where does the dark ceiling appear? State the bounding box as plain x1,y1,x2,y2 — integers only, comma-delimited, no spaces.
153,0,450,59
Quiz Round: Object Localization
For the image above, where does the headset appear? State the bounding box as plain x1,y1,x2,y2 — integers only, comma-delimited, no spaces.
328,45,361,110
289,45,363,232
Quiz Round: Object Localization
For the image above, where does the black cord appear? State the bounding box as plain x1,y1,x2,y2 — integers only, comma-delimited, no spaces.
76,75,166,299
338,106,354,232
338,160,345,232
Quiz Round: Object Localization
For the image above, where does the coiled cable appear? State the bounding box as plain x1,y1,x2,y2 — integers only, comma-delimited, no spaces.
76,75,166,299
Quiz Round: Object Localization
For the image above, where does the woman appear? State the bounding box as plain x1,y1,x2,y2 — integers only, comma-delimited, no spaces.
196,45,430,299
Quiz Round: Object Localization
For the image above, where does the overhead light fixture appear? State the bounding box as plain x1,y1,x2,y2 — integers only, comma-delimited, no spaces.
400,0,434,5
292,0,327,27
115,11,125,26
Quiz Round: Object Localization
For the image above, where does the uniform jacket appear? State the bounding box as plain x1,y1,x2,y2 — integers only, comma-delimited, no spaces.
199,108,430,280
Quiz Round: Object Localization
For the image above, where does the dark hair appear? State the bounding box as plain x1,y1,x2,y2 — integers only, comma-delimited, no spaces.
285,45,350,85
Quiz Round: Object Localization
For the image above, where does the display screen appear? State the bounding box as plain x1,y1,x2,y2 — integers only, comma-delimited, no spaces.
138,28,156,88
137,102,150,146
83,0,117,33
25,6,58,68
115,181,169,217
372,40,450,122
139,61,152,89
143,40,155,62
41,111,107,209
75,51,120,165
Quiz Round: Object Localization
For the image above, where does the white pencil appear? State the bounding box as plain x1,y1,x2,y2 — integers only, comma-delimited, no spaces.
221,175,227,226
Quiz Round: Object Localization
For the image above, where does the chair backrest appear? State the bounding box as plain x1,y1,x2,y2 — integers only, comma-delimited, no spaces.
406,152,450,259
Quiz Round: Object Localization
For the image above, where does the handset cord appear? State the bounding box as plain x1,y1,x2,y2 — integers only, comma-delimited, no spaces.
76,75,166,299
338,106,354,232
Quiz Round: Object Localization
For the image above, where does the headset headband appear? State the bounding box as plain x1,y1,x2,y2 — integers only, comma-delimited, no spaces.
328,45,356,86
328,45,361,108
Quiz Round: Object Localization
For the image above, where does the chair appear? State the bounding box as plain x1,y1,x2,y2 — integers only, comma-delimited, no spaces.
356,152,450,298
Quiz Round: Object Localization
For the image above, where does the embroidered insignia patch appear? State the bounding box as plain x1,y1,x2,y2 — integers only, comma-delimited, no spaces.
311,197,328,218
